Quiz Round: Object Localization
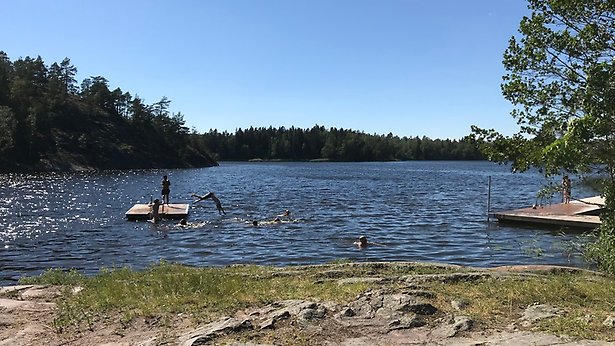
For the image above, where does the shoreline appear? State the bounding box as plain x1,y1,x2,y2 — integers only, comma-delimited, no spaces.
2,258,598,288
2,261,614,345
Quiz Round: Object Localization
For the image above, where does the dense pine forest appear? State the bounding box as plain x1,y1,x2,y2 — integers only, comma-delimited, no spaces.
0,52,482,172
0,52,217,172
200,126,483,161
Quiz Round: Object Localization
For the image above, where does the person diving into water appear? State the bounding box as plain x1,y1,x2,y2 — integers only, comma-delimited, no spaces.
192,192,226,215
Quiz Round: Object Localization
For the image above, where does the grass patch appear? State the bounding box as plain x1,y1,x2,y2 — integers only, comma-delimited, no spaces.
20,261,614,341
19,262,383,333
428,273,615,340
20,268,86,286
19,261,457,334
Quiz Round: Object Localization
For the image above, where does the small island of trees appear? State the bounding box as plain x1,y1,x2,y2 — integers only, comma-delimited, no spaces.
200,126,483,162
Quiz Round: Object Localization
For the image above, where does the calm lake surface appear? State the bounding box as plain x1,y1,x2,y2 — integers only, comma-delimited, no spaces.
0,161,598,285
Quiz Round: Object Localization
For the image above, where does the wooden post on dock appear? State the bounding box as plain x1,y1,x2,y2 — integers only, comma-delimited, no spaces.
487,176,492,222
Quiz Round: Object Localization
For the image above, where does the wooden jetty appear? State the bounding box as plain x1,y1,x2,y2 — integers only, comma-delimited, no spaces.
491,196,604,229
125,203,189,220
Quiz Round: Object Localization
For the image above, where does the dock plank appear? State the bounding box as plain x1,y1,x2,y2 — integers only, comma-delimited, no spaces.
492,196,604,229
125,203,189,220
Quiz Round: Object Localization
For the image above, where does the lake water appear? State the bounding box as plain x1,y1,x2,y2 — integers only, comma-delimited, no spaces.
0,161,598,285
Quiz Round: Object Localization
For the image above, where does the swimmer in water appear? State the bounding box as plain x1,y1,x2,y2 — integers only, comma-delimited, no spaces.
249,217,282,226
192,192,226,215
278,210,291,218
353,236,368,248
272,210,292,223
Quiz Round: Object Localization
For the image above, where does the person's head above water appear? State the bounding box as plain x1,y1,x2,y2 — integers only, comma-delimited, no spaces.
358,236,368,246
180,218,187,225
284,210,290,216
252,220,258,226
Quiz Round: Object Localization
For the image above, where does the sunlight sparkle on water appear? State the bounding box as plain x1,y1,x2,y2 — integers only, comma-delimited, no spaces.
0,162,600,285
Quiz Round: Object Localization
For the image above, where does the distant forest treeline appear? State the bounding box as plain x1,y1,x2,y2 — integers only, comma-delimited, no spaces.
0,52,481,172
0,52,216,172
200,126,483,161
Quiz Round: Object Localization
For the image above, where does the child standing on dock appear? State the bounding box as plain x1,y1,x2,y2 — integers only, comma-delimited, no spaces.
562,175,571,204
161,175,171,204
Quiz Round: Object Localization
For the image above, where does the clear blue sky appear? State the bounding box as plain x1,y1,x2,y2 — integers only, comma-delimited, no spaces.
2,0,530,139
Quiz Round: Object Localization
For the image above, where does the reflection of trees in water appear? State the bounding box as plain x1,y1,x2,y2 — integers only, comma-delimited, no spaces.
516,231,592,264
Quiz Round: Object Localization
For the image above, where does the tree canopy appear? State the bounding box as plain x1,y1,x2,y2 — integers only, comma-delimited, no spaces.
0,52,217,172
468,0,615,272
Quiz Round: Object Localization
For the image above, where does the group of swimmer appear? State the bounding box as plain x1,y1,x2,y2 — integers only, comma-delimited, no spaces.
148,175,373,248
250,210,291,226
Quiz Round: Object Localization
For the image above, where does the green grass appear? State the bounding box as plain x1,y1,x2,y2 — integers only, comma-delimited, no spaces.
20,267,86,286
18,262,615,341
19,262,382,332
429,273,615,340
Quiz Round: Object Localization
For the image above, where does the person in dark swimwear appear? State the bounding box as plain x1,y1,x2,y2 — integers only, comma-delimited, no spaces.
150,198,163,223
192,192,226,215
161,175,171,204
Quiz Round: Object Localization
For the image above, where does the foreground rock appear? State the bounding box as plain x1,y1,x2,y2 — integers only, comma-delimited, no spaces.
0,285,61,346
175,289,613,346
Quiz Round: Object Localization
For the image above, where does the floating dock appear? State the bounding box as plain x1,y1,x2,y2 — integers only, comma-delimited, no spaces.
491,196,604,229
125,203,189,220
